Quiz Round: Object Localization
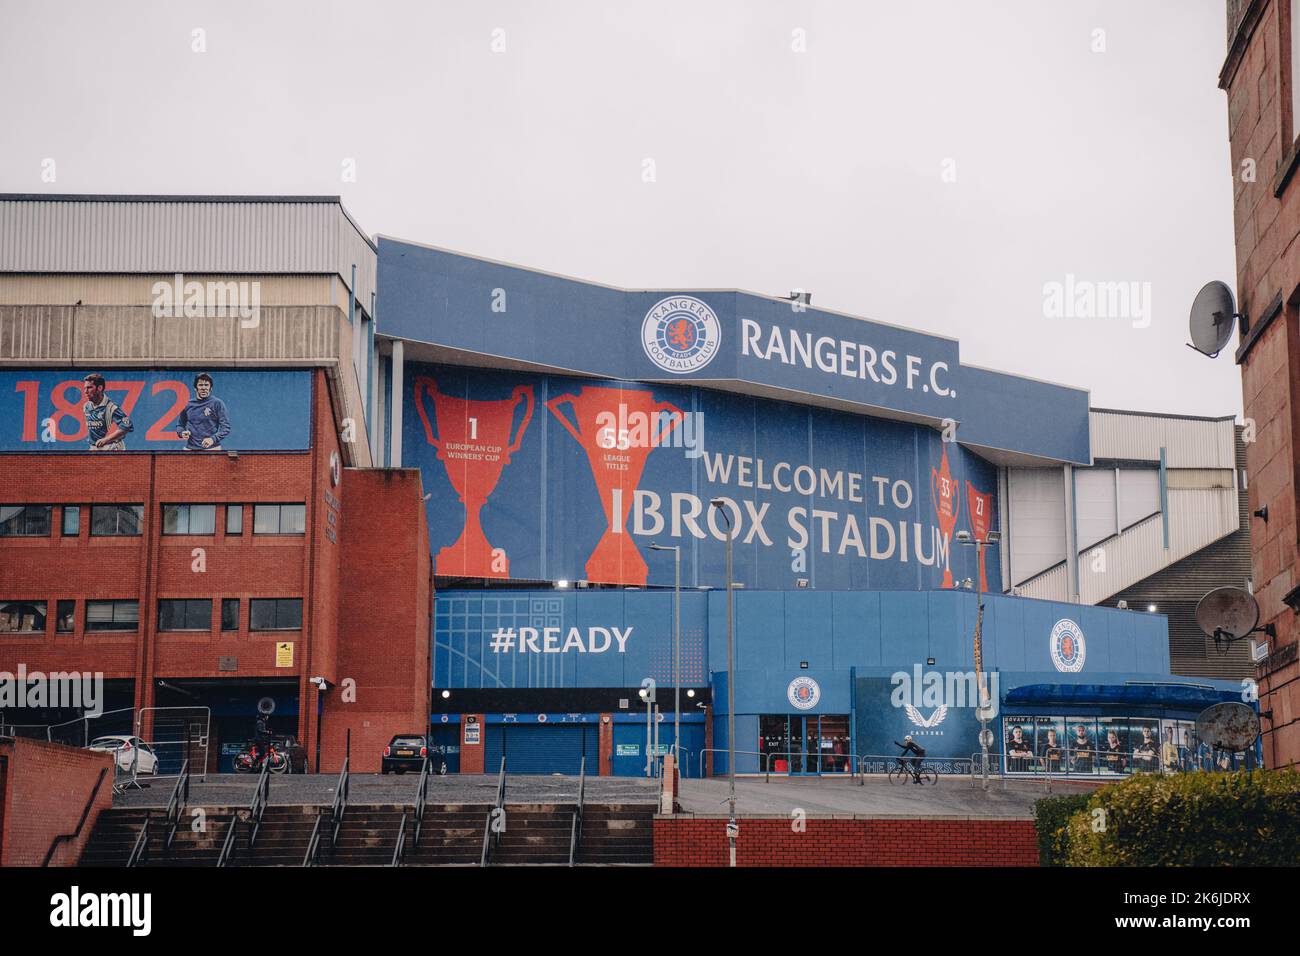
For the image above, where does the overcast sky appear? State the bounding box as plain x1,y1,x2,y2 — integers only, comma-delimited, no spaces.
1,0,1243,417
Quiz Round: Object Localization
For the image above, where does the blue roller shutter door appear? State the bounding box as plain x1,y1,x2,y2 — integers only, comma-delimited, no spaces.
486,723,596,775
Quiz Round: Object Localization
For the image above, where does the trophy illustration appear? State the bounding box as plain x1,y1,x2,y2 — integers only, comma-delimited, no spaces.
966,480,995,593
546,385,683,585
413,375,534,578
930,445,961,588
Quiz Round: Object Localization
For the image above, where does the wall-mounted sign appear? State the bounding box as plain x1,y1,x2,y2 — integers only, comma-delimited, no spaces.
275,642,294,668
788,676,821,711
463,717,481,746
1050,619,1086,673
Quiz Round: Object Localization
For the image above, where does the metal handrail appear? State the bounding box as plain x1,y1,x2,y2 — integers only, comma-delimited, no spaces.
330,755,350,848
302,813,324,867
217,756,271,867
761,750,859,781
568,757,586,867
696,748,764,778
127,813,152,868
390,755,433,867
247,756,272,848
44,767,109,867
163,759,190,851
480,756,506,867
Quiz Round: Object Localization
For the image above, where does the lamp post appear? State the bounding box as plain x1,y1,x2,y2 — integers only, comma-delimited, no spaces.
955,529,1001,791
709,498,737,867
648,543,681,765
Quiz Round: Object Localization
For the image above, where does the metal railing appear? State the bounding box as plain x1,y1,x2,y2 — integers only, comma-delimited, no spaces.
127,758,190,867
697,748,764,778
480,756,506,867
42,767,109,867
303,754,349,868
762,750,860,781
217,756,271,867
568,757,586,867
390,756,433,867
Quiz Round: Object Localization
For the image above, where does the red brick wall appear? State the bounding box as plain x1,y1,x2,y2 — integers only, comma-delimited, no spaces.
460,714,486,774
320,466,431,773
1223,1,1300,769
653,817,1039,867
0,737,115,866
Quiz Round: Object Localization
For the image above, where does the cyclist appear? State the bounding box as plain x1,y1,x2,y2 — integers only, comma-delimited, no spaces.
893,735,927,784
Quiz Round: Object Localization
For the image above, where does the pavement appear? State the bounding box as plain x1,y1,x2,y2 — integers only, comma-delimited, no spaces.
675,774,1102,819
113,772,659,809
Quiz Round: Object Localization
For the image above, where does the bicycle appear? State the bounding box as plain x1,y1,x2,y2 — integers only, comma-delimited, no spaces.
889,757,937,786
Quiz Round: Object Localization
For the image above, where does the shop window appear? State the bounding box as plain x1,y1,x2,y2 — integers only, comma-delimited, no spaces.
90,505,143,536
0,505,51,537
85,600,139,631
0,600,47,633
253,504,306,535
158,599,212,631
162,504,216,535
249,598,302,630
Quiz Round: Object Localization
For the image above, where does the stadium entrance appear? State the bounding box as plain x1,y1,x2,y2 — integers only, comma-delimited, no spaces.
759,714,852,775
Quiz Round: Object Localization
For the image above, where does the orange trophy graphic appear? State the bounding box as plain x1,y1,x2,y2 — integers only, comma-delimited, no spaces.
930,445,961,587
965,481,995,593
413,375,534,577
546,385,683,585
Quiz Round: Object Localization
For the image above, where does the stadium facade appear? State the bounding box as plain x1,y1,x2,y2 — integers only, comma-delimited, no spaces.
0,195,1256,775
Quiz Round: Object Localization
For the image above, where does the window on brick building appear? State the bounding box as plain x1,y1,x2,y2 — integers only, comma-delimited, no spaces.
90,505,143,536
226,505,243,535
0,505,51,537
61,505,80,536
221,598,240,632
249,598,302,630
162,504,216,535
85,600,139,631
56,600,75,632
253,504,306,535
158,599,212,631
0,600,47,633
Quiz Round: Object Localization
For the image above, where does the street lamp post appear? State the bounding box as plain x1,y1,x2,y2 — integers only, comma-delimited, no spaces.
648,543,682,765
956,529,1001,792
709,498,737,868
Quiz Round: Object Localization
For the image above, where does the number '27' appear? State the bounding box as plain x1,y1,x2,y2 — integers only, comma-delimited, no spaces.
14,379,190,443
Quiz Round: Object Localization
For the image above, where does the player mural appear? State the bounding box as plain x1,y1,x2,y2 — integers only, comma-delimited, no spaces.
403,362,1001,590
0,369,311,453
174,372,232,451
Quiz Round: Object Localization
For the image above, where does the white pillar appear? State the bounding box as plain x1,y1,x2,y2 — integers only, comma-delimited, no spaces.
390,340,404,467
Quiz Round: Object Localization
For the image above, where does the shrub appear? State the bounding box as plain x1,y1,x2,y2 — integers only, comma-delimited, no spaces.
1034,792,1093,866
1064,769,1300,866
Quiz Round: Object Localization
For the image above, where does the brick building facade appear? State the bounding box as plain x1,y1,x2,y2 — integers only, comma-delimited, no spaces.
1221,0,1300,768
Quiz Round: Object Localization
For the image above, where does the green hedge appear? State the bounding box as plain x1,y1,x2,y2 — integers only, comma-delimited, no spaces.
1061,770,1300,866
1034,792,1092,866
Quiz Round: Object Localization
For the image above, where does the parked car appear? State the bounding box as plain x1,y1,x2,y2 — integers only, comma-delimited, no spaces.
88,735,158,775
381,734,446,775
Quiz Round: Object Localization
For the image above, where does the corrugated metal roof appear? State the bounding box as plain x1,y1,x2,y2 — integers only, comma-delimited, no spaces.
1089,409,1236,467
0,196,376,310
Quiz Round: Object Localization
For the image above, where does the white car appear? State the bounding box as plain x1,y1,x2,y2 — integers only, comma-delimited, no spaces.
88,735,158,775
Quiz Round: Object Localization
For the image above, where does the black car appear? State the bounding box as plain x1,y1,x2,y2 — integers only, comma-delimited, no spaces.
381,734,446,775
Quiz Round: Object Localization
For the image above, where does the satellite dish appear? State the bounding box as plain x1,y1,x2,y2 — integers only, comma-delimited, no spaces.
1195,701,1260,752
1187,280,1238,358
1195,586,1259,641
257,696,276,716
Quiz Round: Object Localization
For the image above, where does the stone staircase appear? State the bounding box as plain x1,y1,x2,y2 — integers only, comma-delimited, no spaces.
80,801,653,866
